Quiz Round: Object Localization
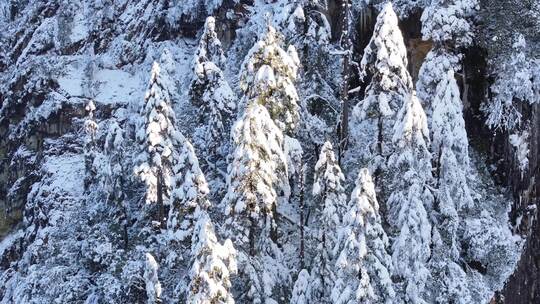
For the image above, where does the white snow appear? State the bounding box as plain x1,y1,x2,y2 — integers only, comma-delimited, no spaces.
70,11,89,43
509,131,530,173
144,253,162,304
58,60,142,105
41,153,85,197
94,69,143,105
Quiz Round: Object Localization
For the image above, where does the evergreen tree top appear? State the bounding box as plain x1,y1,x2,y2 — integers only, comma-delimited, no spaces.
313,141,345,197
240,24,299,95
239,23,300,133
361,2,412,93
416,48,461,115
195,15,226,68
421,0,478,48
223,102,286,219
351,168,380,219
431,70,469,164
392,92,430,148
170,138,211,210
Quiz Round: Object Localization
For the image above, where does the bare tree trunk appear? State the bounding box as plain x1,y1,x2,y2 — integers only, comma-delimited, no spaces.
338,0,351,164
119,174,129,250
270,204,279,246
299,160,306,269
249,217,256,256
373,114,383,181
156,170,164,228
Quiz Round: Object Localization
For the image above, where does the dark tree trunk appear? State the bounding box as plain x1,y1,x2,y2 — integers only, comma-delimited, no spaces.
337,0,351,164
249,216,256,256
299,159,305,269
156,170,164,228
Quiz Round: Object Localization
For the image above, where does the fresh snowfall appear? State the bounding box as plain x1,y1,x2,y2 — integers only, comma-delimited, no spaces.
1,0,538,304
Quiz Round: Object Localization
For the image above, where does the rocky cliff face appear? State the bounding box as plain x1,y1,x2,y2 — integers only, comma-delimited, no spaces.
500,96,540,304
474,1,540,302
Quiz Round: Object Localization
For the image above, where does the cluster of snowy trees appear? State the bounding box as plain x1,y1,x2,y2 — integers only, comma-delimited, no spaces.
95,2,497,302
77,2,521,303
0,0,526,303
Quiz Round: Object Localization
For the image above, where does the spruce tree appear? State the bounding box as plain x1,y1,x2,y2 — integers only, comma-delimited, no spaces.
103,117,126,198
417,2,478,294
144,253,162,304
352,2,413,175
193,16,226,69
166,136,211,248
291,269,310,304
102,112,129,248
332,168,395,304
416,48,460,118
293,1,335,152
187,208,237,304
308,141,346,302
239,24,300,134
421,0,478,48
190,16,236,161
222,102,285,254
190,61,236,160
135,62,180,225
429,70,473,303
387,93,433,304
432,70,473,214
221,102,288,303
418,0,477,118
83,100,98,192
157,132,237,302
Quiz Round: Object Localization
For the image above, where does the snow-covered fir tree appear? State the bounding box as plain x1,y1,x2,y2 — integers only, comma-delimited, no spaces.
387,93,433,304
416,49,461,118
308,141,346,302
298,2,331,62
193,16,226,69
418,0,478,118
187,208,237,304
332,168,395,304
429,70,473,303
221,102,289,303
134,61,180,225
421,0,478,48
189,16,236,163
291,269,310,304
165,136,211,252
240,24,300,134
101,110,130,248
83,100,98,191
289,1,335,168
102,115,126,200
155,128,237,302
352,2,413,175
190,60,236,162
432,69,473,215
144,253,162,304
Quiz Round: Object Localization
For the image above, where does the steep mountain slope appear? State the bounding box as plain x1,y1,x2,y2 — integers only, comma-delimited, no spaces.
0,0,537,303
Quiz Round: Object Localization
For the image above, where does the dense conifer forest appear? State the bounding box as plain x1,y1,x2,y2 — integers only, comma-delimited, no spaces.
0,0,538,303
